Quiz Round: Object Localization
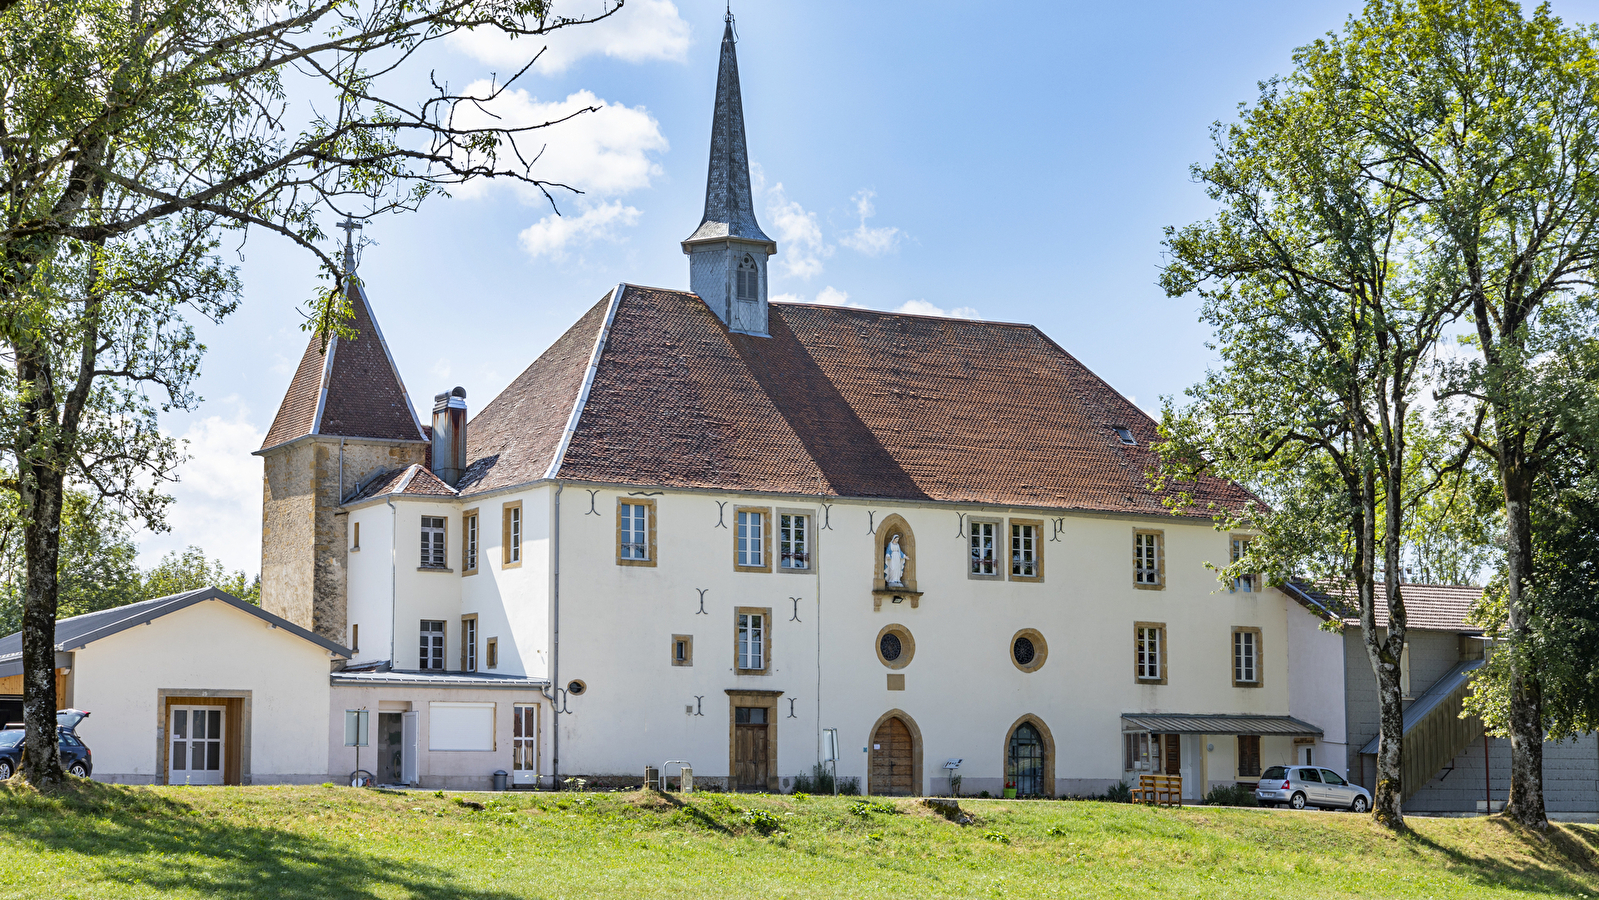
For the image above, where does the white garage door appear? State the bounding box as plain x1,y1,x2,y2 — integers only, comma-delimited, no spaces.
429,701,495,751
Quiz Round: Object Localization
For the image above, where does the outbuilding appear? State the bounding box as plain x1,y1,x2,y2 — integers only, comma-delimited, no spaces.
0,587,348,785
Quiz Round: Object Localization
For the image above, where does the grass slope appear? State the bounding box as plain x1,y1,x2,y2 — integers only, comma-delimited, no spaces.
0,782,1594,899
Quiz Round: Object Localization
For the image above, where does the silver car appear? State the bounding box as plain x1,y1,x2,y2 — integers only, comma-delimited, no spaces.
1254,765,1371,812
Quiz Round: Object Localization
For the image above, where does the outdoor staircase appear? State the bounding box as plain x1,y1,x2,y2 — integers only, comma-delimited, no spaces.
1359,659,1486,799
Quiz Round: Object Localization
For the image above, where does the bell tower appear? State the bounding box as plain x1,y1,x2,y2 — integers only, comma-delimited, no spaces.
683,10,776,337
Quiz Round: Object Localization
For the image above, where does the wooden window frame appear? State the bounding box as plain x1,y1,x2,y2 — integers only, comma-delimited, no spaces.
734,607,772,675
461,509,479,575
502,501,523,569
1010,628,1048,673
777,509,816,573
1232,626,1263,687
875,623,915,670
420,515,448,570
1230,534,1257,593
420,619,446,670
486,637,499,670
733,507,772,573
671,634,694,667
1008,518,1045,583
616,498,657,567
461,614,479,673
968,517,1003,581
352,521,361,552
1134,529,1164,590
1134,622,1167,685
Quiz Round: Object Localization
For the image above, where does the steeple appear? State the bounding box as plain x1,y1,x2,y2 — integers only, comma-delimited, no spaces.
683,10,776,337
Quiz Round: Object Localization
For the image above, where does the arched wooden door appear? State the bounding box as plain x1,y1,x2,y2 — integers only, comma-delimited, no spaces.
870,716,914,796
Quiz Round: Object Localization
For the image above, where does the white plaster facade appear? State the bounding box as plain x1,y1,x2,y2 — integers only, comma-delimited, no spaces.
339,483,1315,797
64,596,337,784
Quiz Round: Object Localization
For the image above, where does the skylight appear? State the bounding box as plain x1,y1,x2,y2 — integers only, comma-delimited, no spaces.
1114,427,1137,446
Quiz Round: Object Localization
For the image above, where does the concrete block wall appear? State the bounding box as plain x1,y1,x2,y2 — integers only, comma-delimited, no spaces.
1408,733,1599,813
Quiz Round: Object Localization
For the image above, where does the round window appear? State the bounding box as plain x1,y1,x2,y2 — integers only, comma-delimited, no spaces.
567,679,587,696
880,632,903,662
1010,629,1048,673
1013,637,1035,666
875,625,915,669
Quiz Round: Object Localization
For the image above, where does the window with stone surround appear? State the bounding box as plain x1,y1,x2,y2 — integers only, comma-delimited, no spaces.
1009,519,1043,582
1134,530,1163,588
969,519,1001,579
735,508,771,572
1135,622,1166,684
462,510,479,574
779,512,811,571
1233,627,1262,687
618,499,655,566
502,502,522,567
420,620,445,670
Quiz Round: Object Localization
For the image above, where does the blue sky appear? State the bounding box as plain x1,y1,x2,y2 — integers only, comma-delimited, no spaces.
147,0,1599,573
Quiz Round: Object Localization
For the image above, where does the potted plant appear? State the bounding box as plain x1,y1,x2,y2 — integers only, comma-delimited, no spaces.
1003,780,1017,799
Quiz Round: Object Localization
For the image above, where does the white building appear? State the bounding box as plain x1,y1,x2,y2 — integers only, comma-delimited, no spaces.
242,14,1330,795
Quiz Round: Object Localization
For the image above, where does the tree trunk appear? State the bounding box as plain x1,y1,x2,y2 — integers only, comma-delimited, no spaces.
1501,460,1547,828
18,470,63,789
1372,642,1405,827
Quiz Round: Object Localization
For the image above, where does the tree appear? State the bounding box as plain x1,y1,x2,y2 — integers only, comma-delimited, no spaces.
0,487,143,636
143,546,260,605
1318,0,1599,829
1,0,619,787
1157,14,1473,826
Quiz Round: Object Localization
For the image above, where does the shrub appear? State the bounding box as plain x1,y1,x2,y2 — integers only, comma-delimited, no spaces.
1204,784,1258,807
982,830,1010,844
1102,781,1134,804
792,764,859,795
838,776,861,796
742,808,782,834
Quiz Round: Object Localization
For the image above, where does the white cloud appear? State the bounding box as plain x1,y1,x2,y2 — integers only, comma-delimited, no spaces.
519,200,642,259
430,357,453,382
136,403,266,575
766,183,832,279
895,299,980,319
450,86,667,203
838,190,901,256
447,84,665,258
449,0,691,75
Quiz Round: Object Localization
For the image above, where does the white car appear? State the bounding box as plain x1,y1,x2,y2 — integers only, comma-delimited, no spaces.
1255,765,1371,812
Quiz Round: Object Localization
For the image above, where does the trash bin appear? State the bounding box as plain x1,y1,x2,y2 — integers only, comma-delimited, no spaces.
492,770,508,791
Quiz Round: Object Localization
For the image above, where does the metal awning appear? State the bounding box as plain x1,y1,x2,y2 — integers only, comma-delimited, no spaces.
1121,713,1323,737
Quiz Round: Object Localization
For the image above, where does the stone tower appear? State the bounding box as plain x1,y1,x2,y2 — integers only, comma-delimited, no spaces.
683,11,776,337
255,234,427,643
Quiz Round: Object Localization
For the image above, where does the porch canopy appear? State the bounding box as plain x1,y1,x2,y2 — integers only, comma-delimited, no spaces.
1121,713,1323,737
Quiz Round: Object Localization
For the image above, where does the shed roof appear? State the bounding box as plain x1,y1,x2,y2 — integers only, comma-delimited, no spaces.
1121,712,1324,737
1280,581,1484,633
0,588,350,678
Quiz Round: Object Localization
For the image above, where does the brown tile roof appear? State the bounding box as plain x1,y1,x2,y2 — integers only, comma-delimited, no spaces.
458,285,1252,517
455,291,614,493
346,464,458,503
1283,581,1483,632
261,283,427,450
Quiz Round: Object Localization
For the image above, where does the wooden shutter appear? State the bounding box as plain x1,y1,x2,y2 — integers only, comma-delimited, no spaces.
1165,733,1180,775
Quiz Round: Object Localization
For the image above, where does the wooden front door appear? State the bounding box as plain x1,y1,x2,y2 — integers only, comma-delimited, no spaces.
733,706,769,791
871,716,913,796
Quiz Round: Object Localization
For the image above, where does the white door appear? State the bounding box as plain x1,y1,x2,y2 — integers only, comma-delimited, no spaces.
401,711,419,785
170,706,224,785
512,704,540,785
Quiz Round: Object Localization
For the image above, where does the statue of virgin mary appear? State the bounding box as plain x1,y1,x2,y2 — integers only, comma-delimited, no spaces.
884,534,908,588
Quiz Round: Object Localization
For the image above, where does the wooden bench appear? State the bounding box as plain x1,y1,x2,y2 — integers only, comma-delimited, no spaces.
1133,773,1182,807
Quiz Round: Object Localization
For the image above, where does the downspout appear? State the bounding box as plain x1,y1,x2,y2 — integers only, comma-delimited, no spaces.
387,498,397,668
549,483,563,787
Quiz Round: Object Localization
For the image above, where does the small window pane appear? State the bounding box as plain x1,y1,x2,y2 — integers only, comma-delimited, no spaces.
1011,524,1037,577
173,709,187,739
971,522,997,575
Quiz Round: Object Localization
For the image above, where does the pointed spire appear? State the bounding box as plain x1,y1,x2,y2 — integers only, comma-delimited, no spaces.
337,217,361,274
684,13,772,246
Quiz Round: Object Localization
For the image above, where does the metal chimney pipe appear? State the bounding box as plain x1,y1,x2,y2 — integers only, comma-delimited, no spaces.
431,386,467,487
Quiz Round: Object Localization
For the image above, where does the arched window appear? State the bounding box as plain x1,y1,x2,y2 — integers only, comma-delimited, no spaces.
1008,722,1045,797
736,254,758,302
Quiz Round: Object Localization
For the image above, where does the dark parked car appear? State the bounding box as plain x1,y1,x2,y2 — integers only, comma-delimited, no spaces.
0,709,92,779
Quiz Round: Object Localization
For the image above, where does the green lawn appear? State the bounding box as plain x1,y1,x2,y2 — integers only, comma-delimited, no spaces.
0,782,1593,899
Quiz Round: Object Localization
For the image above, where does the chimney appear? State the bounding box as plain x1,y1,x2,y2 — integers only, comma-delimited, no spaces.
431,386,467,487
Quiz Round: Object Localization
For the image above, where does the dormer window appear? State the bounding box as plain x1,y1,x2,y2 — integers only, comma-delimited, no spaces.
1114,426,1137,446
736,255,758,303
